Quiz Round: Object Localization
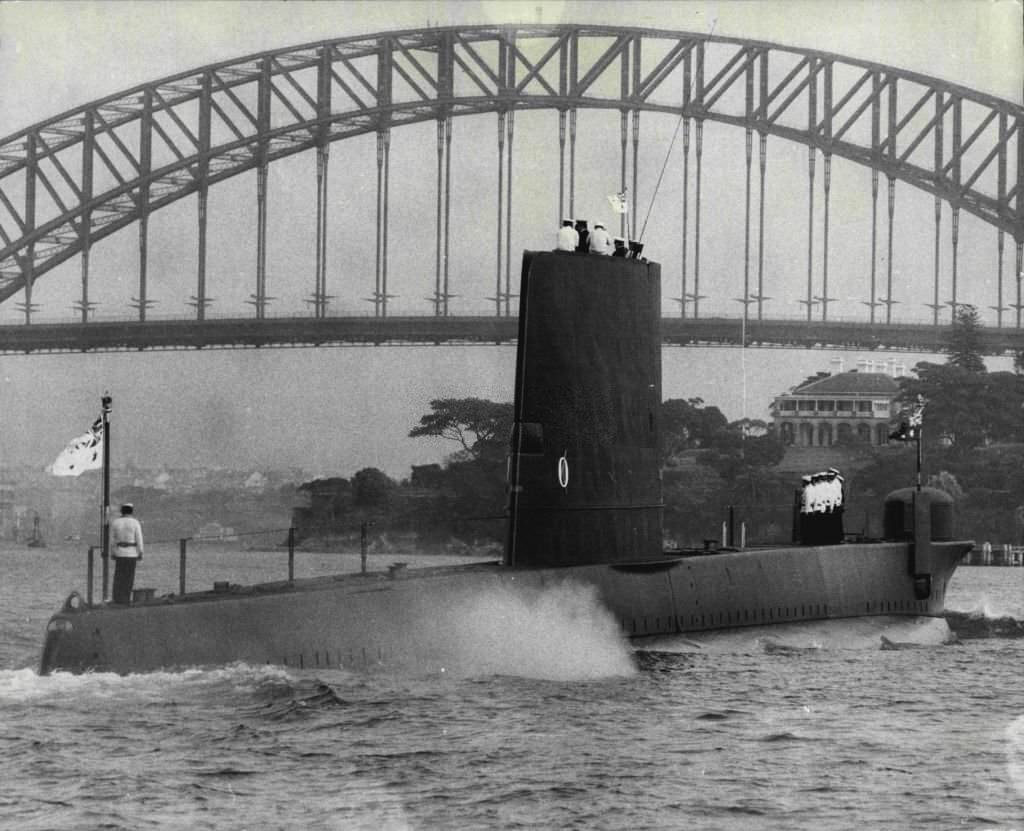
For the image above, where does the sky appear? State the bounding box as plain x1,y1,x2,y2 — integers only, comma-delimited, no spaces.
0,0,1020,481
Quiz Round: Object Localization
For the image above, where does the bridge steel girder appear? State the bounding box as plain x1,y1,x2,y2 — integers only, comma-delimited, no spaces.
2,315,1024,356
0,23,1021,313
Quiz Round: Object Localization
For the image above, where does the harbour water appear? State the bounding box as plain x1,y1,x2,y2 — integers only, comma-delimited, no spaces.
2,542,1023,830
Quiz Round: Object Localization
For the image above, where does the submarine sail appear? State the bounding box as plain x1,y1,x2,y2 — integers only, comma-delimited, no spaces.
507,251,663,567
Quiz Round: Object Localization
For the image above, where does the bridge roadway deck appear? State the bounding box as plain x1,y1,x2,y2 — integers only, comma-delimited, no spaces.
1,316,1023,355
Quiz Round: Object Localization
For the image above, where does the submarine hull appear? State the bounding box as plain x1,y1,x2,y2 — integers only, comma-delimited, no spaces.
38,251,971,675
40,539,968,674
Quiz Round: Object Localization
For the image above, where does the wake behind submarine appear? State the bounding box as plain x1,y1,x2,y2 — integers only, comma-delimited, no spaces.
39,250,973,674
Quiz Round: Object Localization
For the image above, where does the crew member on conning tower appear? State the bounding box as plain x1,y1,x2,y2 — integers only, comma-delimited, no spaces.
589,221,612,255
556,219,578,252
574,219,590,253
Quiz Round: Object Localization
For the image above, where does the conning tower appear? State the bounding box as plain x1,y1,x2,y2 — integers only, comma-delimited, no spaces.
505,251,663,567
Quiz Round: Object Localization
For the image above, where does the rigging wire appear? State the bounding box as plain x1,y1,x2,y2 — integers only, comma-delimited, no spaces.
638,112,685,243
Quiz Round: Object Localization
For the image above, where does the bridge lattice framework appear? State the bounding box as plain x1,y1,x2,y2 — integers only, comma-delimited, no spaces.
0,24,1021,328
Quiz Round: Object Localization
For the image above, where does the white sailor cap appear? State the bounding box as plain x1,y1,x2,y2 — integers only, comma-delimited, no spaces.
801,475,812,483
614,237,625,243
561,218,573,225
594,222,605,229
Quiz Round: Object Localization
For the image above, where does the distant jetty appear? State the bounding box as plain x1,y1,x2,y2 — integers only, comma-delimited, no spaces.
962,544,1024,566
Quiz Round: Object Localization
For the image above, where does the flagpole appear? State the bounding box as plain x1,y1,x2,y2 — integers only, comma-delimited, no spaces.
916,423,922,492
100,394,112,602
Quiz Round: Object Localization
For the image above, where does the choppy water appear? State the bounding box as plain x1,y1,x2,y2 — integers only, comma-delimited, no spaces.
2,542,1023,830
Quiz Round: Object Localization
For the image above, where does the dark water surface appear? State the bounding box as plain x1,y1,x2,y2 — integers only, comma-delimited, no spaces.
2,543,1022,830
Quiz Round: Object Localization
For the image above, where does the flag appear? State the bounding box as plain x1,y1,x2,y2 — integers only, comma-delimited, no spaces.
48,417,103,476
888,396,925,442
606,192,629,214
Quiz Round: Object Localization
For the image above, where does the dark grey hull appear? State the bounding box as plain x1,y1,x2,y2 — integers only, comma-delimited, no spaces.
39,539,970,675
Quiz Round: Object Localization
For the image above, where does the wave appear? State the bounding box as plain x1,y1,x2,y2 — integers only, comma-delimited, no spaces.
636,616,955,654
0,662,303,706
945,610,1024,640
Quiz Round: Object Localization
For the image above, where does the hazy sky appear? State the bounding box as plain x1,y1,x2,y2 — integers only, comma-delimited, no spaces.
0,0,1020,480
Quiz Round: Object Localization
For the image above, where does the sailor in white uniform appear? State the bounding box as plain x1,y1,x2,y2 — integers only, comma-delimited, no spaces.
556,219,578,252
589,221,613,255
110,503,144,604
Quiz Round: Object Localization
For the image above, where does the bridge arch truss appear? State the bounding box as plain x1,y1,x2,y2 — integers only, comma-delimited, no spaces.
0,24,1021,326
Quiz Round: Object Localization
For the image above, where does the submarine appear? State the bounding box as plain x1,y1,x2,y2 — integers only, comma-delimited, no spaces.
39,250,973,675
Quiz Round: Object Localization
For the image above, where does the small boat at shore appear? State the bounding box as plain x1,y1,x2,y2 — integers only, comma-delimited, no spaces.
27,514,46,549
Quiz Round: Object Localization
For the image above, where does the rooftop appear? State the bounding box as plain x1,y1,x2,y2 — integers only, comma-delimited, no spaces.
788,371,900,396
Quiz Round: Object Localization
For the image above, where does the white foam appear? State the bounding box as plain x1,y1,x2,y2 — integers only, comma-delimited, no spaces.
0,662,296,704
407,581,636,681
637,615,954,654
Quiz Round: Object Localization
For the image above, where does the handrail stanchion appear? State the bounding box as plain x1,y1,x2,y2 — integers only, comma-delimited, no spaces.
101,545,109,603
288,527,295,582
86,546,95,605
179,538,187,596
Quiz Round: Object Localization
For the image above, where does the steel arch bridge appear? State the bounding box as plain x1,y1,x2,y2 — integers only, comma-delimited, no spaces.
1,23,1021,336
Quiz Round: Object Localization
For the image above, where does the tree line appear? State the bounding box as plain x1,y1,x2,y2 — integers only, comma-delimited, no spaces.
294,305,1024,550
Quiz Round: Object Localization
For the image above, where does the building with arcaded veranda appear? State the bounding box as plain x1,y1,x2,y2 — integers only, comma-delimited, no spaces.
771,359,905,447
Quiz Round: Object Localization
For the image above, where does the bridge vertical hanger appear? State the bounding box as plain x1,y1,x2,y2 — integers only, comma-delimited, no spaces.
384,127,392,318
949,95,963,317
619,112,628,239
740,125,753,340
21,134,35,324
568,110,577,221
443,116,452,316
869,169,880,323
802,57,817,322
566,30,578,221
679,50,691,319
436,117,445,316
313,46,333,319
135,88,153,321
741,58,753,327
77,112,94,323
630,35,641,222
374,130,384,317
254,57,271,320
995,111,1007,327
819,61,833,321
1018,109,1024,329
504,111,514,316
631,110,641,223
996,229,1006,327
557,111,566,224
381,40,395,318
436,30,453,318
556,32,567,223
755,50,769,322
884,73,898,325
495,28,513,316
693,122,704,319
692,40,705,318
195,70,211,322
1017,241,1024,330
865,71,882,324
930,89,944,326
495,112,505,317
